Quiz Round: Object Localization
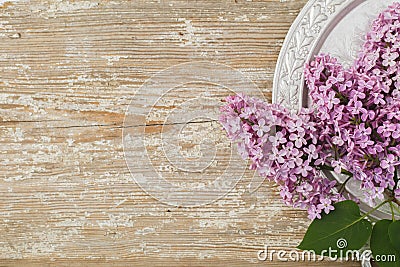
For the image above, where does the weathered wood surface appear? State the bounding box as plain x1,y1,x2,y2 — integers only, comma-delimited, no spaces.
0,0,359,266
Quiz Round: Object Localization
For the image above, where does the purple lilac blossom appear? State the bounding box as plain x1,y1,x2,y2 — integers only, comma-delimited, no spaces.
220,94,344,220
219,2,400,219
304,2,400,205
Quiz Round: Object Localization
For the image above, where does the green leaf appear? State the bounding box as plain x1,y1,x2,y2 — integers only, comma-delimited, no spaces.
388,220,400,252
298,200,372,255
370,220,400,267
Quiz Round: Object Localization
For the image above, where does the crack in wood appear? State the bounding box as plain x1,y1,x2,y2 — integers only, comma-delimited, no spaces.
44,119,219,129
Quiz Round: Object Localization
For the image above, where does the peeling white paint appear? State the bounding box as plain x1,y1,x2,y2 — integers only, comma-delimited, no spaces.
234,15,250,22
257,15,269,21
134,227,155,235
178,19,200,47
0,0,22,7
101,55,128,66
97,214,134,228
115,199,127,207
53,1,99,12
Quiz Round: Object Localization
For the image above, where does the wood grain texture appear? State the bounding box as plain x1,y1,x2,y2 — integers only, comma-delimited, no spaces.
0,0,359,266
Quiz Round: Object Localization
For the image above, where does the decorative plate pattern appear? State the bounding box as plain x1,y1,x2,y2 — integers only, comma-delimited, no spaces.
273,0,397,109
273,0,355,110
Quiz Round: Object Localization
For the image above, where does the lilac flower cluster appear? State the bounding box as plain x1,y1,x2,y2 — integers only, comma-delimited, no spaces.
305,2,400,204
220,94,344,220
305,53,400,204
220,3,400,219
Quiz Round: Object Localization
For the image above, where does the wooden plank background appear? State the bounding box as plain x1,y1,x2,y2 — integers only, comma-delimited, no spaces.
0,0,359,266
